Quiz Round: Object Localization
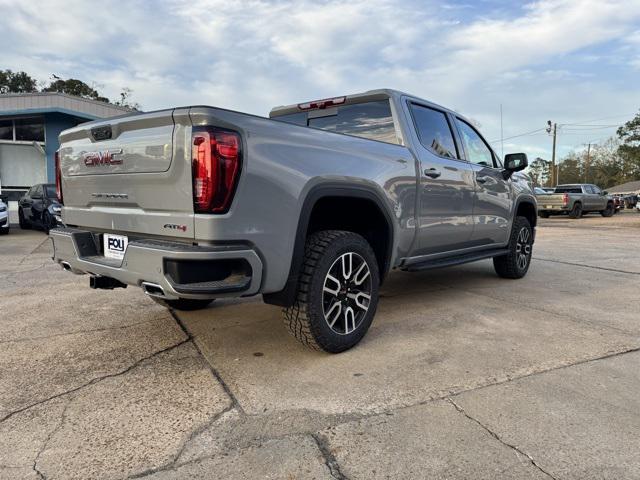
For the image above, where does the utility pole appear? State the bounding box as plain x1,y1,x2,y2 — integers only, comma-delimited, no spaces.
547,121,557,186
584,143,592,183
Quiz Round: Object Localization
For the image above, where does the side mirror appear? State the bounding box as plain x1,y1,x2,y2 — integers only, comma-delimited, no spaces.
503,153,528,179
504,153,528,171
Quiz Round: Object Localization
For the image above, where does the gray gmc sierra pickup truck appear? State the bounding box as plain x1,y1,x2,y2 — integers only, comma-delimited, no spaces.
50,89,537,353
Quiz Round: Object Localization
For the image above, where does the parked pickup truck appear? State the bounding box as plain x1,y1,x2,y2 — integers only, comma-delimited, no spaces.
50,89,537,353
537,184,614,219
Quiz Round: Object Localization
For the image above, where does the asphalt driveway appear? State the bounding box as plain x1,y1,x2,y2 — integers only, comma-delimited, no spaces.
1,212,639,479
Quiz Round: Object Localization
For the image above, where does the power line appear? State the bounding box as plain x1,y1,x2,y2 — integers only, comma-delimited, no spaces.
489,128,546,143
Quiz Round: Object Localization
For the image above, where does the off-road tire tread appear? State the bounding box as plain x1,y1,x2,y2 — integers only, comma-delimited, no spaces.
569,203,582,219
283,230,378,353
493,216,532,279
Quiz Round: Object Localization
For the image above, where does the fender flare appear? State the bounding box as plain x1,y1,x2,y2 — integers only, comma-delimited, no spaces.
263,182,395,307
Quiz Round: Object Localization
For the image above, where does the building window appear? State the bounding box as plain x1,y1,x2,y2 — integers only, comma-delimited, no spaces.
0,119,12,140
0,117,45,143
14,118,45,142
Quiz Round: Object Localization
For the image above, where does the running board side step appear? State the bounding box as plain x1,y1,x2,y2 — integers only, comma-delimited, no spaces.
402,248,510,272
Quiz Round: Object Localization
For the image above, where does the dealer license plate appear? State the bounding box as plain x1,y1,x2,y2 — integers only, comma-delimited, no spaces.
104,234,128,260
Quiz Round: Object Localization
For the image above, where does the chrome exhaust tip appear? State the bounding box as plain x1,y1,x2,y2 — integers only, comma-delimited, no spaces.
141,282,166,298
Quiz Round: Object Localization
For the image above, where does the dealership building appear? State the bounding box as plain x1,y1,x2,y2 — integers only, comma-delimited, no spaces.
0,92,130,201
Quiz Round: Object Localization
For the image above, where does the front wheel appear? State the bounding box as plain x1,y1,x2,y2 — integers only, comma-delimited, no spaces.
151,297,215,311
494,216,533,279
283,230,380,353
18,208,31,229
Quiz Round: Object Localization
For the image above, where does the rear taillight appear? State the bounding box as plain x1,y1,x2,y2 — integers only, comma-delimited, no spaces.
55,150,63,204
562,192,569,207
192,127,241,213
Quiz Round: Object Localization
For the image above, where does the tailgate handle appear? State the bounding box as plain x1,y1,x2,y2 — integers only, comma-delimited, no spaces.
91,125,112,141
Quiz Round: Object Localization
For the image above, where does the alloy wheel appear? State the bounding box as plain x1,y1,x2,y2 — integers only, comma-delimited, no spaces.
515,227,532,270
322,252,372,335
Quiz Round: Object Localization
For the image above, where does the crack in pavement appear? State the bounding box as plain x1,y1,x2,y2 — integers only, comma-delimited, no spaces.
170,311,245,415
535,257,640,276
447,398,558,480
311,433,350,480
32,398,72,480
0,337,191,425
0,317,162,345
127,405,237,479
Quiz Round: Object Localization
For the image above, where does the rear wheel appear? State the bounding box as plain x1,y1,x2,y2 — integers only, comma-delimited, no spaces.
600,202,614,217
151,297,215,311
568,203,582,219
18,208,30,229
493,216,533,279
283,230,380,353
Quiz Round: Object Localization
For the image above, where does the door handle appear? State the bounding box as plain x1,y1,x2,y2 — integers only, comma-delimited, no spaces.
476,176,489,184
423,168,441,179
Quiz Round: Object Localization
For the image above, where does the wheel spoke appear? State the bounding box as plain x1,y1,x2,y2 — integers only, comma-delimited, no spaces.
347,291,370,311
353,261,370,285
323,273,341,296
326,301,342,328
344,307,355,334
341,252,353,280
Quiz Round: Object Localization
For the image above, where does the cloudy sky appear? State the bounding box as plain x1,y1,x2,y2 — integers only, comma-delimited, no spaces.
2,0,639,160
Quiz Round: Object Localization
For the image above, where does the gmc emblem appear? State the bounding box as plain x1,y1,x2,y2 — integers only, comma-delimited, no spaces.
83,149,123,167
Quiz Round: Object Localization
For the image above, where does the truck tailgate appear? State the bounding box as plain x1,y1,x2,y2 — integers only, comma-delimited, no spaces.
58,108,195,240
539,194,566,207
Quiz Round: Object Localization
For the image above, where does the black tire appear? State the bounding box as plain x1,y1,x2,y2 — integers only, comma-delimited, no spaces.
493,216,533,279
0,227,8,235
568,203,582,219
538,211,550,218
42,211,53,233
151,297,215,311
600,202,614,217
18,208,31,229
283,230,380,353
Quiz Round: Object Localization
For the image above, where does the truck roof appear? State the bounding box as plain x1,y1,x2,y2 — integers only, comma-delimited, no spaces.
269,88,461,120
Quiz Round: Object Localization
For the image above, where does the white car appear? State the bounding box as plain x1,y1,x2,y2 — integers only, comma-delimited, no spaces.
0,199,9,234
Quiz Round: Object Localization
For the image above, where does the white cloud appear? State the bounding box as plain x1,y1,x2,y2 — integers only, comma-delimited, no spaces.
1,0,640,160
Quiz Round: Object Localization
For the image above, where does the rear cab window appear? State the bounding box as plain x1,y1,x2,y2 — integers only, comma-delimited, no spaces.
408,103,458,159
554,186,583,194
272,100,399,145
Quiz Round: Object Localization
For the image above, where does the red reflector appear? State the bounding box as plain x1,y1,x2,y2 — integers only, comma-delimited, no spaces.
55,150,63,204
298,96,346,110
192,127,241,213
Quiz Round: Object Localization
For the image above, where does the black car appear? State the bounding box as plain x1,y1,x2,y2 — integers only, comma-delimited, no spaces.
18,183,61,232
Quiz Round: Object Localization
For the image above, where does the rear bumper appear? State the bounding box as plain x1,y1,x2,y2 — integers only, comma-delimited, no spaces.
0,213,8,229
49,227,263,300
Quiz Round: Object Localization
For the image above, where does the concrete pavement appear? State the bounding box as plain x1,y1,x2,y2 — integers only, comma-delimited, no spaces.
1,212,639,479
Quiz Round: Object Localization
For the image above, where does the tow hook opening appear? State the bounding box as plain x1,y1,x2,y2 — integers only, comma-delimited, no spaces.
89,275,127,290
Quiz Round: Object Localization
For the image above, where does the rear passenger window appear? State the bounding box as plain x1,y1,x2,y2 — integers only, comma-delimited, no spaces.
410,104,458,159
455,119,496,168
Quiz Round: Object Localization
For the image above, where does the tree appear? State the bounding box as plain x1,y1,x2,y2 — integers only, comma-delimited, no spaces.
528,157,551,186
43,77,110,103
617,111,640,181
557,152,583,185
113,87,140,111
0,69,38,93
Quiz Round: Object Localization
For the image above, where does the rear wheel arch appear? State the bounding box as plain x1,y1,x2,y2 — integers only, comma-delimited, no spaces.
263,184,394,307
